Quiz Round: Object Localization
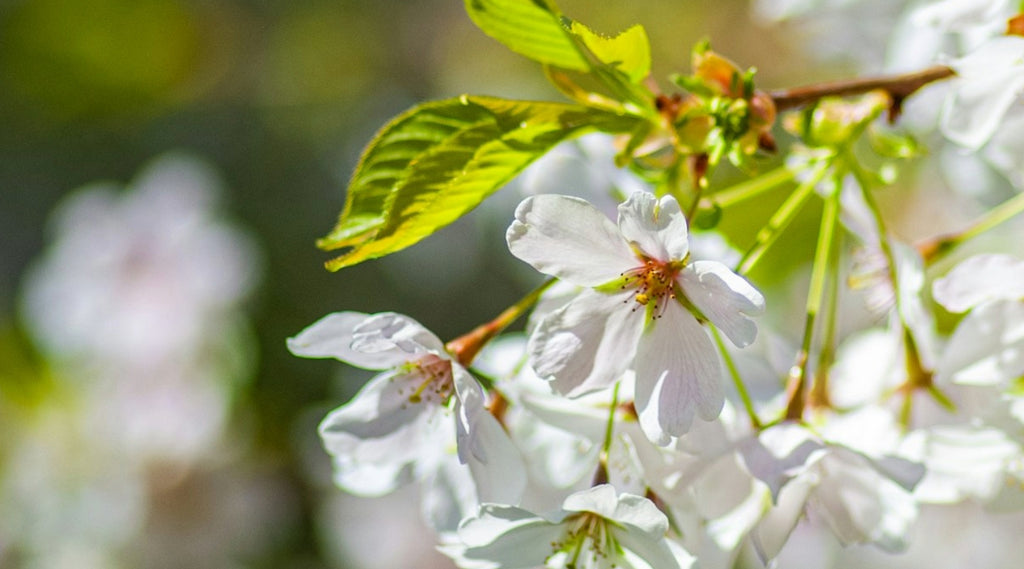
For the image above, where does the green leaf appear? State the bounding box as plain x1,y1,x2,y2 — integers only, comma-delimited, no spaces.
569,22,650,84
317,99,495,249
319,96,638,270
544,66,630,112
465,0,588,70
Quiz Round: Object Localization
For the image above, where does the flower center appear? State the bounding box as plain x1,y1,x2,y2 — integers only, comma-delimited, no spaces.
547,512,617,568
398,353,454,405
620,257,682,318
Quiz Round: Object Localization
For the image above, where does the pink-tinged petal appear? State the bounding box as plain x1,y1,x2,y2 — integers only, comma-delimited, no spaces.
932,254,1024,313
288,311,410,369
679,260,765,347
351,312,447,355
634,302,724,443
529,289,643,397
617,192,690,261
507,195,636,286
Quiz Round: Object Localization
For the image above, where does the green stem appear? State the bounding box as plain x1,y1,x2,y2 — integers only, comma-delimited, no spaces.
602,382,621,456
736,164,829,275
592,381,621,487
711,326,762,429
446,277,557,367
810,220,843,409
784,181,841,421
710,165,797,209
919,190,1024,264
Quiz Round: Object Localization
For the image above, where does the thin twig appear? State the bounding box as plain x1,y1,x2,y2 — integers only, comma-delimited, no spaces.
769,65,956,120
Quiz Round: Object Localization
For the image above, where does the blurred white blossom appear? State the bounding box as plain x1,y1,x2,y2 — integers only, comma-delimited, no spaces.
8,152,267,567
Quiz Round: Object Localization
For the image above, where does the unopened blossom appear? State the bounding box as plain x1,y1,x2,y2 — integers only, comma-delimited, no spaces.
507,192,764,444
288,311,525,528
446,484,694,569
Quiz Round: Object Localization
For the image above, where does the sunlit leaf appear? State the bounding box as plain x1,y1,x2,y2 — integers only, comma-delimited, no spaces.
569,22,651,84
317,99,495,249
464,0,588,70
545,66,630,112
319,96,638,270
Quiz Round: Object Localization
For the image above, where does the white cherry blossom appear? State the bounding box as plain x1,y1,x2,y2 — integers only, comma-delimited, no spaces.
288,311,525,528
446,484,694,569
507,192,765,443
740,408,925,560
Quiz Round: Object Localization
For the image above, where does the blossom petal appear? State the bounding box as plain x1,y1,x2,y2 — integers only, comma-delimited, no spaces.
942,37,1024,149
609,492,670,536
932,254,1024,313
455,505,564,569
679,260,765,347
328,454,413,497
453,365,488,463
507,194,636,286
617,192,689,261
529,289,643,397
752,475,815,562
317,371,438,472
421,458,479,533
739,422,825,503
634,302,723,443
287,311,410,369
351,312,447,355
466,411,528,507
811,449,919,551
562,484,620,518
937,300,1024,386
614,526,692,569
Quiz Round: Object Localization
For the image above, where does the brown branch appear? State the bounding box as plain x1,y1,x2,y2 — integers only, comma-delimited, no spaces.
769,65,956,120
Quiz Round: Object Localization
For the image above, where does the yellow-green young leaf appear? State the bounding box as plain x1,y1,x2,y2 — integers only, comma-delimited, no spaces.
465,0,588,70
317,100,495,249
570,22,651,84
320,96,637,270
544,66,628,111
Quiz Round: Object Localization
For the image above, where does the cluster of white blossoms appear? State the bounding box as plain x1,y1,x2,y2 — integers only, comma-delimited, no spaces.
292,118,1024,566
289,2,1024,568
